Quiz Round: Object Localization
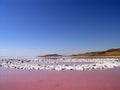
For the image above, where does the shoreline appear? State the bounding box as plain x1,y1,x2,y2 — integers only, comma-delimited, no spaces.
0,57,120,71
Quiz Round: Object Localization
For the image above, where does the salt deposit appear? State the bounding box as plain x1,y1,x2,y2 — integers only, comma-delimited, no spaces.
0,57,120,71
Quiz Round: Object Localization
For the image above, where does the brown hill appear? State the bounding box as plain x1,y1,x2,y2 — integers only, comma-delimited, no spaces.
72,48,120,56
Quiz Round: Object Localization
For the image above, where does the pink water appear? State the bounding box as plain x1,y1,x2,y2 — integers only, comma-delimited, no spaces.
0,68,120,90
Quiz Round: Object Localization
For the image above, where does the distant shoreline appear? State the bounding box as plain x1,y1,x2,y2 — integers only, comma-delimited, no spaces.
38,48,120,58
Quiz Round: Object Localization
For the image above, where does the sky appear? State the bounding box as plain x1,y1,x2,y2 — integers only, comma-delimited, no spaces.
0,0,120,58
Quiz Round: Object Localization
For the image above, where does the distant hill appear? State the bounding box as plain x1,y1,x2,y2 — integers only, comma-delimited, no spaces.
72,48,120,56
38,54,62,57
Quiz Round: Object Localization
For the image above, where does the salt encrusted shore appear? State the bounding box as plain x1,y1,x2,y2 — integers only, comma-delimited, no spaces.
0,57,120,71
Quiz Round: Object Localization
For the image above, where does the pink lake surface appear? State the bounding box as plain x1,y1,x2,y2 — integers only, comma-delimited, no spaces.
0,68,120,90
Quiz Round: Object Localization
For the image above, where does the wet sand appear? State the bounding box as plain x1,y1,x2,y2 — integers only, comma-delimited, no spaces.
0,68,120,90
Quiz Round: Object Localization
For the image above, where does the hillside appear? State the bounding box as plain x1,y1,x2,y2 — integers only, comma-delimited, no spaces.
38,54,62,57
72,48,120,56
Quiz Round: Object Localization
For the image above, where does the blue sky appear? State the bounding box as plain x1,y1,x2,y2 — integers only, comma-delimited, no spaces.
0,0,120,57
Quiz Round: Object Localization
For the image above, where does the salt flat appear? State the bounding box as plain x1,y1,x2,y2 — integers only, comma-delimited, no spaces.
0,57,120,71
0,57,120,90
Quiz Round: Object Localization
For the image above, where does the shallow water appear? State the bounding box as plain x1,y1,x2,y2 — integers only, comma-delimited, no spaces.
0,67,120,90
